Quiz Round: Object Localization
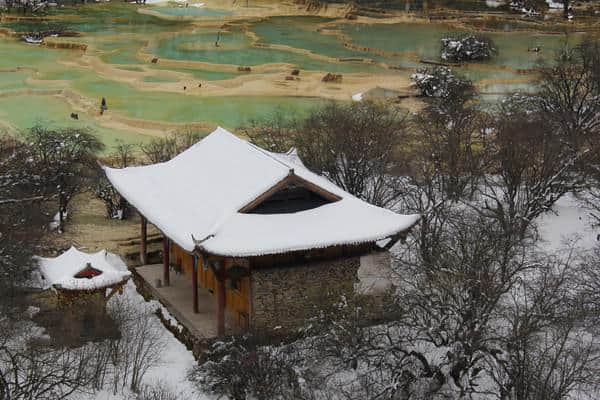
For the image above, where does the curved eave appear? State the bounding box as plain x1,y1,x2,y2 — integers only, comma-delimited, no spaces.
52,275,131,292
195,213,421,258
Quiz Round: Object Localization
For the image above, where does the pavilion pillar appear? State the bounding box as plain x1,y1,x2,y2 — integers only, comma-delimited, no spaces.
140,216,147,265
217,268,226,336
192,256,199,314
162,237,170,287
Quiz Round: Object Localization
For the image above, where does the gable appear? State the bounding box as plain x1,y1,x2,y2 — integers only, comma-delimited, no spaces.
239,174,342,214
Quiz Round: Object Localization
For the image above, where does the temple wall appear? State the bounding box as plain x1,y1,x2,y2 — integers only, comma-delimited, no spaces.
250,255,360,332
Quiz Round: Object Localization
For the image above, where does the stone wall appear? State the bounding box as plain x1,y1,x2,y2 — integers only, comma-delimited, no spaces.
250,255,360,331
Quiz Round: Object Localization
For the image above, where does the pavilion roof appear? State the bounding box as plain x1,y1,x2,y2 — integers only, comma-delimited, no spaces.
104,127,419,257
36,247,131,291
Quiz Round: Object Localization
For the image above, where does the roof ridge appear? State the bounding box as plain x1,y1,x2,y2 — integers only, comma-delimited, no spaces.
217,126,294,172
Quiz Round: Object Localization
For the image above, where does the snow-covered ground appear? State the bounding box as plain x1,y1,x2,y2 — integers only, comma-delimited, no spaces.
538,194,597,251
14,192,596,400
546,0,564,10
45,253,204,400
485,0,503,8
82,280,203,400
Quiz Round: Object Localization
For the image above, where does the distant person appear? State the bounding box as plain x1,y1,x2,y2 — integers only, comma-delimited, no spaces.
100,97,107,115
183,86,187,91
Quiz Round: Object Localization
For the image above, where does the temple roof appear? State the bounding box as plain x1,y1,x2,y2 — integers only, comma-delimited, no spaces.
36,247,131,291
104,127,420,257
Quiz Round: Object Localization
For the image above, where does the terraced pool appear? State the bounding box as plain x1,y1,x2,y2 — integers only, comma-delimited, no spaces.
339,21,581,70
0,2,587,146
72,76,327,126
151,6,233,17
149,26,387,73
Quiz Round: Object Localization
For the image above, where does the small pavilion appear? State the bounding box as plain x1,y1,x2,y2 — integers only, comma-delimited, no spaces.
36,246,131,298
35,247,131,342
104,127,419,336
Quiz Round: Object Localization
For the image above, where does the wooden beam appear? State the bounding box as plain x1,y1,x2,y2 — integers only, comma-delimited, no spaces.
217,268,226,336
292,174,342,203
140,216,148,265
163,236,170,286
239,175,295,213
192,255,199,314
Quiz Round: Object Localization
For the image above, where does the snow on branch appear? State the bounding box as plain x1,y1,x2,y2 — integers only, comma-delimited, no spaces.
441,34,496,62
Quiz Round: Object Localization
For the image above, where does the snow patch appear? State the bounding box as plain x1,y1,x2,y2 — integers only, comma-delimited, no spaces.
351,92,363,102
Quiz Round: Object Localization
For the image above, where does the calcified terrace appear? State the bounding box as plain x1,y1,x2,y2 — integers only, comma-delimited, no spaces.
0,0,590,146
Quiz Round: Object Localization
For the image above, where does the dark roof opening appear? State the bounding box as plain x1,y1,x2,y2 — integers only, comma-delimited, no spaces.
245,181,335,214
74,263,103,279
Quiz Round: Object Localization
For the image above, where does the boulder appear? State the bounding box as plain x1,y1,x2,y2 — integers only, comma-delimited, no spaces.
322,73,343,83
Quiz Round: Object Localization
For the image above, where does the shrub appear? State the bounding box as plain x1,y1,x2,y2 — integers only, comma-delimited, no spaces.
441,34,496,61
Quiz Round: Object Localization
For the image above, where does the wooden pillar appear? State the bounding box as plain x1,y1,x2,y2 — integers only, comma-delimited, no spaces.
140,216,147,265
192,256,199,314
217,267,226,336
162,237,170,287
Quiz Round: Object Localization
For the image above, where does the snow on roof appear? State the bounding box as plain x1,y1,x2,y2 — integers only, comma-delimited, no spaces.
35,247,131,291
104,127,420,257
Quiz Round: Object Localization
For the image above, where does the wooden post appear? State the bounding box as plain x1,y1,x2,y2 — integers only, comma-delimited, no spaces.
217,267,226,336
192,256,199,314
140,216,147,265
163,236,170,287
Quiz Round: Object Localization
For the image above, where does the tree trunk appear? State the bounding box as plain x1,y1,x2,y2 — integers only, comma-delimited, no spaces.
59,194,65,233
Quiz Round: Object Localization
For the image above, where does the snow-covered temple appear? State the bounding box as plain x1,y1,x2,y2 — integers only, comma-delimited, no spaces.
104,127,419,335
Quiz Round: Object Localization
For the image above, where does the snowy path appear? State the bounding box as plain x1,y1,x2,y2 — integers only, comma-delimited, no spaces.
78,280,207,400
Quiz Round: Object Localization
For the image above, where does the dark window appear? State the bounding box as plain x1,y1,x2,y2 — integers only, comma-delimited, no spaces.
246,182,334,214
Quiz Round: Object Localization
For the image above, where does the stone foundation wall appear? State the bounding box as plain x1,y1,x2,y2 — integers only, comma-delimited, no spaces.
250,256,360,331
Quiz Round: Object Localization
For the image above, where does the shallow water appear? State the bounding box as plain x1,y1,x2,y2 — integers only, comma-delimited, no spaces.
0,94,152,148
142,75,180,83
151,7,233,17
0,3,583,144
339,22,582,70
72,76,327,127
251,16,367,60
150,26,386,73
150,65,242,81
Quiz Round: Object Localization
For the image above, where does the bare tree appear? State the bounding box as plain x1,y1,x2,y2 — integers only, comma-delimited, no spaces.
487,252,600,400
538,39,600,152
414,73,483,201
190,334,303,400
394,211,531,398
133,382,184,400
0,135,48,316
140,127,205,164
243,102,409,208
242,110,296,153
95,140,135,219
25,125,104,232
478,94,587,242
298,101,409,208
0,316,109,400
396,77,484,267
297,218,599,400
105,295,166,394
562,0,570,18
